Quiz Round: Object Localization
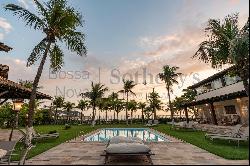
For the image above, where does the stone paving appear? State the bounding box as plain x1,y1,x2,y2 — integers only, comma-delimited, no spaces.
26,134,249,165
0,129,248,165
0,129,23,141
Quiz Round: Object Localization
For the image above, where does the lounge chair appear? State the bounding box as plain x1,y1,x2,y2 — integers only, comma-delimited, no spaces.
18,128,59,142
205,124,242,139
172,121,196,130
145,120,153,126
101,136,154,165
0,140,34,165
107,136,143,146
0,141,17,164
151,120,159,126
209,127,249,147
145,120,159,127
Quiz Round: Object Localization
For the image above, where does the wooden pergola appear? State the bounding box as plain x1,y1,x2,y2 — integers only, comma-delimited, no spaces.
0,42,13,52
0,78,51,105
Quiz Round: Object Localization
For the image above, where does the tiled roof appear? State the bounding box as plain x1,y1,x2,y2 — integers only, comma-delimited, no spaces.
0,42,12,52
0,77,51,99
188,66,236,89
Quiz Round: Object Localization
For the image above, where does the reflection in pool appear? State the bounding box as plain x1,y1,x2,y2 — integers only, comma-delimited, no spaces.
84,128,169,142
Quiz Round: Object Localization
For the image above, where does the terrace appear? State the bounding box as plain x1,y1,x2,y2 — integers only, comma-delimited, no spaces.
0,124,248,165
0,0,249,165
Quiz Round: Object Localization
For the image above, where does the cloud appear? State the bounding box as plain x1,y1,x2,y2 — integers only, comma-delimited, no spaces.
139,24,205,58
230,0,240,5
0,57,35,84
0,17,12,33
17,0,34,9
0,33,4,40
0,17,12,40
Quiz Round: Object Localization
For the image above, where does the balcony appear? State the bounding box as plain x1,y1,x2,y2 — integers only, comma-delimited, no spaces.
195,81,245,101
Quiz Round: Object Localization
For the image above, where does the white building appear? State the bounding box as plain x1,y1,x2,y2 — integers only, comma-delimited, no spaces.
186,66,249,125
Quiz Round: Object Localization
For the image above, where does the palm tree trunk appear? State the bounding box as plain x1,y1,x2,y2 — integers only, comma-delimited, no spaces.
130,110,133,124
67,110,69,123
141,108,144,124
99,109,101,124
210,102,218,125
166,86,173,120
153,106,156,120
80,111,83,124
92,104,96,127
126,92,129,126
105,110,108,124
26,41,51,146
184,107,189,123
55,108,57,124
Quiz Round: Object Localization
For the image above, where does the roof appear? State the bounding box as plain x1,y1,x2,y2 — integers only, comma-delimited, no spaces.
0,42,12,52
183,90,247,107
188,66,236,89
0,78,51,100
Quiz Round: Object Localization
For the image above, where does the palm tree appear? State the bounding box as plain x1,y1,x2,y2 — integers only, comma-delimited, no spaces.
172,96,185,118
138,102,146,124
127,100,137,124
82,82,108,127
193,13,249,96
108,92,118,121
77,99,88,124
63,101,75,123
5,0,87,145
114,100,124,120
159,65,182,120
52,96,64,124
102,99,111,123
148,89,161,120
118,79,136,125
180,89,197,123
144,106,153,121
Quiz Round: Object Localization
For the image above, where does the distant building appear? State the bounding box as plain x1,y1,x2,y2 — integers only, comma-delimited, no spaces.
186,66,248,125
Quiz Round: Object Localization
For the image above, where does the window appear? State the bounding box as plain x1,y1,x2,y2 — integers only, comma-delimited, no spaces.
212,78,223,89
224,75,240,86
224,105,237,114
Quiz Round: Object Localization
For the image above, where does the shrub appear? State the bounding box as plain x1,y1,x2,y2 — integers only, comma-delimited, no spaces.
64,124,71,130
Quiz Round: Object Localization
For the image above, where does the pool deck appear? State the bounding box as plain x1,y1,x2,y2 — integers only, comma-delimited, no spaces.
25,131,249,165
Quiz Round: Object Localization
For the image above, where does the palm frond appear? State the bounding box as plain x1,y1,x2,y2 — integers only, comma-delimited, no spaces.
5,4,45,30
49,44,64,72
63,30,87,56
129,90,136,96
27,39,47,67
33,0,49,19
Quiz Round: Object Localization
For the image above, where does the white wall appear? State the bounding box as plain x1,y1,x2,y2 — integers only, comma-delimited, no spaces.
196,81,245,101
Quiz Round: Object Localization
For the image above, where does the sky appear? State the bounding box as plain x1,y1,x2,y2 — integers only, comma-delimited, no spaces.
0,0,249,118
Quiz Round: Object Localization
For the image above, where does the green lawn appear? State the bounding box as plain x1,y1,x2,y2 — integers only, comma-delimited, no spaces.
153,124,249,160
12,124,249,161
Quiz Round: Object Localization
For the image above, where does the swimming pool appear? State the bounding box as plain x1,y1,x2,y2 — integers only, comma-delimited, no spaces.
83,128,169,142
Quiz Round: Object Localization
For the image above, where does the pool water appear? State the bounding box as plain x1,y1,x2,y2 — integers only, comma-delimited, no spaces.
83,128,169,142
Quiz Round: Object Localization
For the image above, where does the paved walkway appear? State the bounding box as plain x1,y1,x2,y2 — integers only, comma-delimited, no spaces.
0,129,23,141
0,129,248,165
26,135,249,165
